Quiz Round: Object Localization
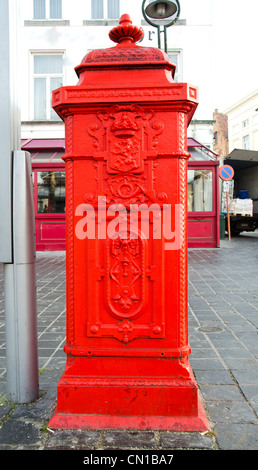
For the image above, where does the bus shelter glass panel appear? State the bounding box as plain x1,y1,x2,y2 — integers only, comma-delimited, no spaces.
187,169,213,212
37,171,65,213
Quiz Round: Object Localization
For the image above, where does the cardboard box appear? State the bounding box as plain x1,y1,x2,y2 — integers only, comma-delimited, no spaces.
229,198,253,216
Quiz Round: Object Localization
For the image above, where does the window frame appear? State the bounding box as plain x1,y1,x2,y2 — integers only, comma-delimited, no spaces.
243,134,250,150
32,163,65,218
31,51,64,121
36,169,65,215
91,0,120,20
187,163,216,216
33,0,62,20
167,50,183,83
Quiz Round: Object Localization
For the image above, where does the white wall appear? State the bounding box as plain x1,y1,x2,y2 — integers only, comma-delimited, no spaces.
17,0,258,132
225,90,258,152
19,0,214,134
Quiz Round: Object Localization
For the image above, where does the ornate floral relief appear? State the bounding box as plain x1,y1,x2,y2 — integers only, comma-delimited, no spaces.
106,235,146,320
117,320,133,344
87,121,105,151
87,104,164,174
65,85,183,101
84,171,168,208
88,318,164,344
86,228,165,344
105,174,167,208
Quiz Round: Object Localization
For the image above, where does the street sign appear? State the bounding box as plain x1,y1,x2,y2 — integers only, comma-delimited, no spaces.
219,165,234,241
219,165,234,181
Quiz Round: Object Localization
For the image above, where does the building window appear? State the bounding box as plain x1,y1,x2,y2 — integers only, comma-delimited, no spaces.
167,51,182,82
34,0,62,19
187,169,213,212
91,0,120,19
33,54,63,120
242,119,249,128
37,171,65,213
243,135,250,150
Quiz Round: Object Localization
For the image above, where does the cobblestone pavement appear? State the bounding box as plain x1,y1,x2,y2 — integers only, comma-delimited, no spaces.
0,235,257,453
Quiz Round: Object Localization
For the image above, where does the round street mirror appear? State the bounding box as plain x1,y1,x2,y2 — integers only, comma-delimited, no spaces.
142,0,180,52
145,0,177,19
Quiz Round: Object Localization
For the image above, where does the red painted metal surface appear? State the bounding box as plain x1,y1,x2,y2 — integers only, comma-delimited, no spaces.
23,139,219,251
48,14,209,430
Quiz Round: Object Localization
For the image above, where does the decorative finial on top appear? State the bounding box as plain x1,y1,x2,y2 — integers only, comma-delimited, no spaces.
109,14,144,44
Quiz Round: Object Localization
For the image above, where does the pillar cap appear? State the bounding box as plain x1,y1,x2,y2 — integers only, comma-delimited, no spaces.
109,14,144,44
75,14,176,80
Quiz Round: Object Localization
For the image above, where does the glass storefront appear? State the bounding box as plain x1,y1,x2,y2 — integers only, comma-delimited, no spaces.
37,171,65,214
187,169,213,213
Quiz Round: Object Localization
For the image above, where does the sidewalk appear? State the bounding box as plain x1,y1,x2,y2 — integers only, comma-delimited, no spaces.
0,235,257,452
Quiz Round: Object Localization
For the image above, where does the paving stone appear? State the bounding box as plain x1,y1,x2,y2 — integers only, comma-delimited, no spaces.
205,401,256,424
217,348,254,359
250,402,258,415
214,423,258,450
11,397,54,420
0,419,45,446
103,431,156,448
223,358,258,370
46,429,100,449
240,385,258,402
160,432,214,449
190,348,218,359
0,405,13,423
232,369,258,385
193,370,235,385
190,358,225,371
199,384,245,401
212,339,247,349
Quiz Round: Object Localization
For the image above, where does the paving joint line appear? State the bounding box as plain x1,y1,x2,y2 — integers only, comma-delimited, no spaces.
189,304,229,371
40,336,66,370
189,278,258,362
38,308,66,340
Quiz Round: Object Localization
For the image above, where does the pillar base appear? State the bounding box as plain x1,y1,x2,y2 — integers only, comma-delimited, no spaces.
48,358,210,431
48,397,209,431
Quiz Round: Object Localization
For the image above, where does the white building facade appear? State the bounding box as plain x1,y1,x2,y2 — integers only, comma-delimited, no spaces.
19,0,214,145
224,90,258,153
223,90,258,218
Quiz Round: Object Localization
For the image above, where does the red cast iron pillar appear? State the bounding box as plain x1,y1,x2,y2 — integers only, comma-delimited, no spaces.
48,14,209,430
